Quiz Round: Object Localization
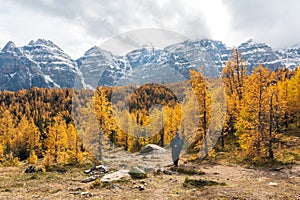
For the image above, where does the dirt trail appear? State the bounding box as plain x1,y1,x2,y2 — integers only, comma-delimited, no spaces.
191,163,300,199
0,163,299,200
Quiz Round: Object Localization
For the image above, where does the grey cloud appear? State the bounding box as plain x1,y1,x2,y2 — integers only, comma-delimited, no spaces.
99,28,190,55
12,0,118,36
11,0,211,43
224,0,300,48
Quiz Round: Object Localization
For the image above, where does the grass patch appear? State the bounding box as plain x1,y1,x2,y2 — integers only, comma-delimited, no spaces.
90,179,107,189
170,166,205,175
90,178,131,189
183,176,226,188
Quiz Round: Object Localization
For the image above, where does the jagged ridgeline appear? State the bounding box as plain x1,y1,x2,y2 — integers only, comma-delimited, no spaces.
2,38,300,91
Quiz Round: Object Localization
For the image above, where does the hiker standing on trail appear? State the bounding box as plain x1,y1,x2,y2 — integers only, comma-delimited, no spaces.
170,132,184,166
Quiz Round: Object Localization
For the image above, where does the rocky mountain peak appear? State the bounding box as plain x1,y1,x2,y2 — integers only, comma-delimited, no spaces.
239,39,269,48
22,38,72,60
24,39,66,57
1,41,22,56
244,38,254,44
236,39,282,71
21,39,83,88
84,46,113,57
125,48,161,64
35,38,59,48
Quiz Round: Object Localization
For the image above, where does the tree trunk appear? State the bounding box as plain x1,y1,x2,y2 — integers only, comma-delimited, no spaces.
98,129,103,160
268,93,274,160
221,126,225,149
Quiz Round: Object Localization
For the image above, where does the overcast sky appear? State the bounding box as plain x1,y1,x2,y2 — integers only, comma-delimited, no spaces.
0,0,300,58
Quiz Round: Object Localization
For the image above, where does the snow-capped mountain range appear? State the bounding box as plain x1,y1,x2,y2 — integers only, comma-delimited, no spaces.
0,38,299,91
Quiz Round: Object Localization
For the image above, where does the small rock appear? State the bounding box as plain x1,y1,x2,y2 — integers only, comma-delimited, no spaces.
81,192,93,197
139,180,147,186
154,167,164,175
84,165,109,174
163,170,173,175
133,185,139,189
25,166,36,173
82,176,98,183
140,144,165,154
119,164,128,168
84,169,92,174
100,170,130,183
57,168,66,174
144,166,155,173
112,184,120,189
192,188,196,192
139,185,145,191
129,167,146,179
96,165,109,172
268,182,277,186
69,191,80,195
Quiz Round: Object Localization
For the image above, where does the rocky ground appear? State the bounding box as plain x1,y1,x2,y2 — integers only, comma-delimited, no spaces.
0,160,299,200
0,145,299,200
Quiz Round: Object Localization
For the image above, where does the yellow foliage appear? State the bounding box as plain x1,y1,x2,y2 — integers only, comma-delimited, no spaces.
238,133,253,151
44,113,68,164
42,151,54,172
57,151,69,165
28,150,38,164
5,152,20,166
